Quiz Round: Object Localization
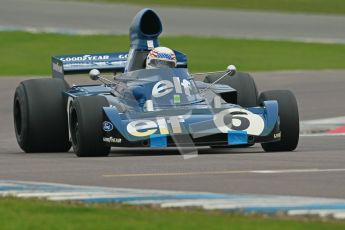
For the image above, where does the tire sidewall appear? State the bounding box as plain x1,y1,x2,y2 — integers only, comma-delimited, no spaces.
13,84,30,150
13,78,71,152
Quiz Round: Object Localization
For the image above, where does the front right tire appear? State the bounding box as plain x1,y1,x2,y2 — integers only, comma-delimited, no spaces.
204,72,258,107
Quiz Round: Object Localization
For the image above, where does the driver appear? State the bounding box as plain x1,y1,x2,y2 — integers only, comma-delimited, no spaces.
146,47,177,69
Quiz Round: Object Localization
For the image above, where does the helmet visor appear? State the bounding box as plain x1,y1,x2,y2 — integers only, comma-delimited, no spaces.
148,59,176,68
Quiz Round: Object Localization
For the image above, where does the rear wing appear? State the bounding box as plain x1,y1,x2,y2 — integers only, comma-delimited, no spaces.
52,51,187,78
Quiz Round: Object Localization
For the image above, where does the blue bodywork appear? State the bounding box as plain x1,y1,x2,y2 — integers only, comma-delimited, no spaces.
53,8,281,148
64,68,280,147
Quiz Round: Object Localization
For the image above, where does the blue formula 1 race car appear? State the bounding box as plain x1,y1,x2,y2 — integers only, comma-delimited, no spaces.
13,8,299,157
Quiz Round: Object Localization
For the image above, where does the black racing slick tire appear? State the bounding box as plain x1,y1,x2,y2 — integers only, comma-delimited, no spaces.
259,90,299,152
69,96,110,157
13,78,71,153
204,72,258,107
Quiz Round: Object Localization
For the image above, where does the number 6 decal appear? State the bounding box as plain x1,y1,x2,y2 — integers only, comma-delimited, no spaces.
213,108,265,135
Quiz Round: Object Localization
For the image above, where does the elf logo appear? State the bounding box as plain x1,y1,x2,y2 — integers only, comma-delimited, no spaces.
152,77,192,97
126,108,265,137
127,116,184,137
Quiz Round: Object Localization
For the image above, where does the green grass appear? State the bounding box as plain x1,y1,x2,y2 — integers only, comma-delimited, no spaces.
1,32,345,76
79,0,345,15
0,197,344,230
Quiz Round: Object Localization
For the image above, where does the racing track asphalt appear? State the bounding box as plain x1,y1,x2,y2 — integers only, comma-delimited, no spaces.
0,70,344,198
1,0,345,43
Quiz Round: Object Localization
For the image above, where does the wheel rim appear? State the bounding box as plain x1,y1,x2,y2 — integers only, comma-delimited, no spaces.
70,109,79,151
73,122,79,146
14,99,22,137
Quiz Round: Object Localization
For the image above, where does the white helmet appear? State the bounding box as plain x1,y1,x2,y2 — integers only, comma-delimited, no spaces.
146,47,177,69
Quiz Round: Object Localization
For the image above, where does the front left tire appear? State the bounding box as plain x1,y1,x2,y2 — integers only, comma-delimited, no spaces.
69,96,110,157
259,90,299,152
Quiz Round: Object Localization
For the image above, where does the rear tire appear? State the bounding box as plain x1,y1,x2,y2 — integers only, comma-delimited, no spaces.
13,78,71,152
204,72,258,107
69,96,110,157
259,90,299,152
205,72,258,149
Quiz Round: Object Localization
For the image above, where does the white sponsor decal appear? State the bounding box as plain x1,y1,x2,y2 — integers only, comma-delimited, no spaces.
118,54,128,59
103,137,122,143
127,116,184,137
63,61,126,69
152,77,192,97
147,40,154,49
274,132,281,139
213,108,265,136
60,55,110,62
52,62,63,73
126,108,265,137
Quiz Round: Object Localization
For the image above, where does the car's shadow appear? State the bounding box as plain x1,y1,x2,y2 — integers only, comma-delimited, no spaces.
108,145,270,157
9,145,294,158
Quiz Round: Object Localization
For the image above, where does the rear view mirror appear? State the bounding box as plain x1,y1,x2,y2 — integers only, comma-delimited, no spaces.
89,69,100,81
226,65,237,76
